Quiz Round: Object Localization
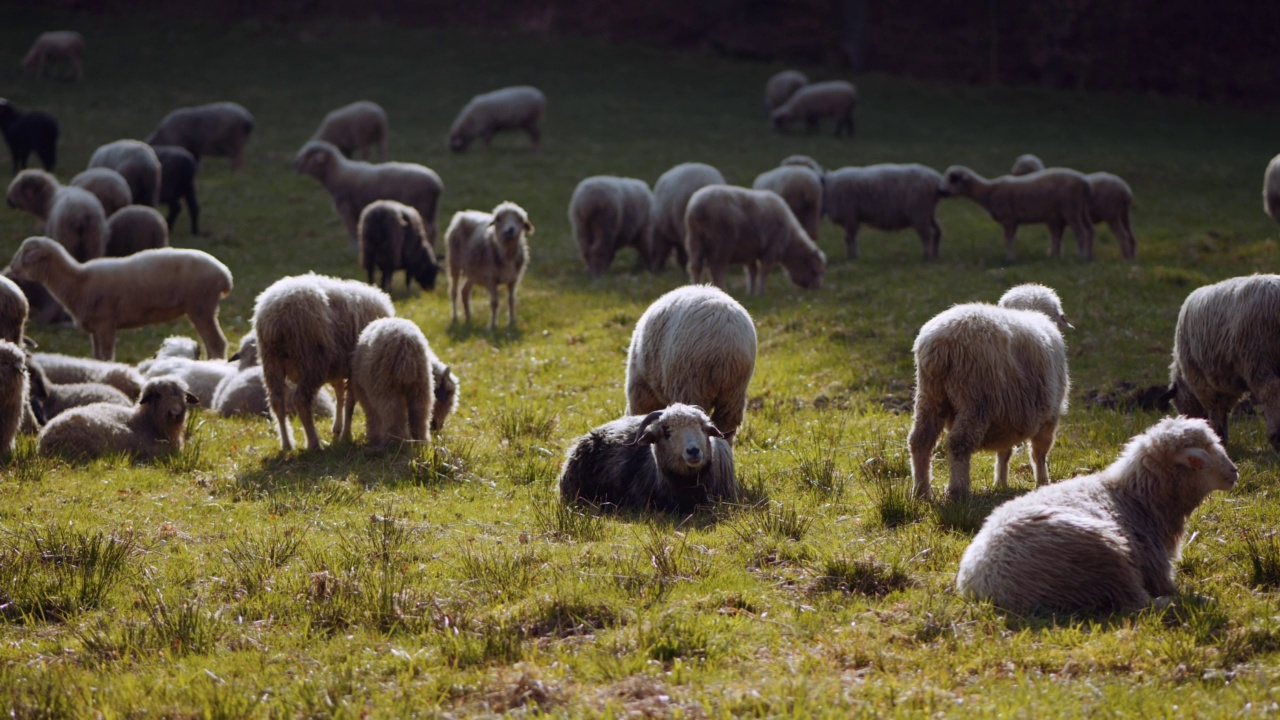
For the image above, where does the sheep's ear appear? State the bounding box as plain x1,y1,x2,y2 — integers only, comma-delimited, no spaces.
523,219,535,235
703,423,724,439
21,336,36,349
1159,385,1178,405
139,389,157,405
228,351,241,362
631,410,665,446
184,392,199,405
1175,447,1211,471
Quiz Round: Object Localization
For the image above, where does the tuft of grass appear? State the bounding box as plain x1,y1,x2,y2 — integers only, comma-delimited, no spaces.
140,586,225,656
407,440,477,486
639,612,717,663
436,620,526,669
731,502,814,543
0,525,137,623
531,496,606,542
810,556,914,597
159,414,209,473
5,437,52,484
455,545,544,599
220,526,305,597
1242,530,1280,590
497,405,559,444
785,423,848,496
857,443,923,528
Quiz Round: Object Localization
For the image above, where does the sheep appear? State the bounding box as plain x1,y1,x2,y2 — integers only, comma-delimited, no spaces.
568,175,653,276
0,99,58,173
105,205,170,257
428,355,458,435
1265,155,1280,224
445,202,534,329
356,200,439,293
647,162,725,272
293,140,443,246
70,168,131,217
780,154,824,173
448,86,545,153
251,273,394,451
956,417,1237,614
146,102,254,172
37,377,198,460
764,70,809,114
909,283,1072,501
25,358,131,421
30,352,143,398
313,101,388,159
21,31,84,82
87,140,161,207
1009,153,1045,176
684,185,826,295
135,335,200,374
0,273,29,345
625,285,756,439
770,80,857,137
7,169,108,262
138,353,236,408
154,145,200,235
939,165,1095,261
8,237,232,361
1008,157,1136,259
349,318,436,447
824,164,945,260
0,341,28,455
558,403,737,513
753,164,823,244
209,332,336,419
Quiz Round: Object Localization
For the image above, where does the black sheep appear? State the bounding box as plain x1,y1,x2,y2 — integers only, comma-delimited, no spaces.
153,145,200,235
0,99,58,174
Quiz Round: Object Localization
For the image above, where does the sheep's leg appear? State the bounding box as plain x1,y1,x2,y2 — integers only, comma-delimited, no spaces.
687,253,704,284
506,283,518,328
945,414,986,500
1002,224,1019,261
908,403,945,499
930,219,943,259
526,122,542,153
339,379,356,444
186,188,200,235
1030,421,1057,486
711,399,745,442
92,329,117,361
449,270,462,323
487,283,500,330
1072,215,1094,260
1047,220,1065,258
189,308,228,360
843,221,861,260
805,116,818,134
295,384,323,451
364,400,385,447
708,265,728,292
753,262,770,295
263,362,295,452
408,398,428,443
461,278,475,324
994,449,1012,488
1107,218,1135,259
72,56,83,82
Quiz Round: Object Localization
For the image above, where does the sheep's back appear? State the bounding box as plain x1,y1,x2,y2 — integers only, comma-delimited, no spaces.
652,164,724,241
824,164,941,229
1174,275,1280,392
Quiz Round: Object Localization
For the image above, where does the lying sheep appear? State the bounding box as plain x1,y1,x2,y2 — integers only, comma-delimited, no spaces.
825,164,945,260
569,175,653,276
770,80,857,137
753,163,823,243
313,101,388,159
146,102,254,172
940,165,1095,261
135,335,200,374
764,70,808,114
294,140,443,246
21,31,83,82
37,377,198,460
558,403,737,513
350,318,436,446
1009,154,1045,176
0,341,28,455
648,162,724,272
445,202,534,329
6,169,108,262
1266,155,1280,224
8,237,232,361
138,342,236,408
209,332,336,419
957,417,1237,614
1009,157,1136,259
625,285,756,439
909,283,1072,500
685,185,826,295
70,168,131,217
357,200,439,292
31,353,142,398
448,86,545,153
88,140,161,207
154,145,200,235
104,205,169,257
26,358,131,421
0,274,29,345
0,99,58,172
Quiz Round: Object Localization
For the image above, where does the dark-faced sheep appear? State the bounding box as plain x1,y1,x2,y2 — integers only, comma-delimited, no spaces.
88,140,161,207
154,146,200,235
824,164,945,261
753,163,823,244
0,341,28,455
0,99,58,173
940,165,1095,261
105,205,169,257
146,102,254,172
70,168,131,217
7,169,108,262
351,318,437,447
313,101,388,160
770,81,856,137
569,175,653,276
357,200,439,293
764,70,808,114
448,86,545,154
21,32,83,82
445,202,534,329
37,377,199,460
648,162,724,272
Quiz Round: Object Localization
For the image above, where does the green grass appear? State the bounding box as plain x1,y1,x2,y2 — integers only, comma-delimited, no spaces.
2,6,1280,717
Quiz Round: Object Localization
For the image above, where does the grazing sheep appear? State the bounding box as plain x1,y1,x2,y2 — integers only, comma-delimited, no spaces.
569,175,653,276
70,168,131,217
0,341,28,455
909,283,1072,501
824,164,945,260
448,86,545,153
1265,155,1280,224
428,355,458,434
313,101,388,159
940,165,1095,261
356,199,439,292
105,205,169,257
770,80,857,137
30,352,143,399
21,31,83,81
648,162,725,272
153,146,200,235
764,70,809,114
625,285,756,439
146,102,254,172
0,273,29,345
0,99,58,173
350,318,436,447
558,403,737,513
6,169,108,262
1009,154,1045,176
957,417,1237,614
25,358,131,421
252,273,394,451
445,202,534,329
37,377,198,460
8,237,232,361
753,164,823,243
88,140,161,207
684,185,826,295
1009,158,1136,259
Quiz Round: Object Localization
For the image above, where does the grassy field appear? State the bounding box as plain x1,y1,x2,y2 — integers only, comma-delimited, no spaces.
2,6,1280,717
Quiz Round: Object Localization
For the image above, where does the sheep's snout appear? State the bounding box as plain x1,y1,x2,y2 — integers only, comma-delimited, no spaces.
671,426,710,470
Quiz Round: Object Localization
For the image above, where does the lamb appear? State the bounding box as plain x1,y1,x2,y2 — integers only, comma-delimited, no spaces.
88,140,161,207
647,162,725,272
939,165,1095,261
445,202,534,329
7,237,232,361
684,185,826,295
0,273,29,345
6,169,108,262
448,86,545,153
764,70,809,114
350,318,437,446
138,348,236,408
293,140,443,246
1009,153,1045,176
210,333,336,419
558,403,737,513
753,163,823,243
956,417,1237,614
251,273,394,451
37,377,198,460
568,175,653,276
136,335,200,374
31,353,142,399
25,358,131,421
313,101,388,159
146,102,254,172
1265,155,1280,224
625,285,756,439
909,283,1072,501
154,145,200,235
70,168,131,217
104,205,169,257
0,99,58,173
1008,157,1136,259
0,341,28,455
824,164,945,260
770,80,857,137
21,31,84,82
356,200,439,292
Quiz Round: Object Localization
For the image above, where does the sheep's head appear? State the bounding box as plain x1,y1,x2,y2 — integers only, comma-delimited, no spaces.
1010,154,1045,176
430,363,458,433
1149,417,1237,493
155,336,201,361
998,283,1072,330
939,166,977,198
784,243,826,291
490,202,533,244
293,141,339,177
231,332,259,370
780,155,823,174
139,377,199,440
6,170,56,216
22,353,47,426
632,404,723,477
8,236,68,281
448,131,470,154
769,107,792,132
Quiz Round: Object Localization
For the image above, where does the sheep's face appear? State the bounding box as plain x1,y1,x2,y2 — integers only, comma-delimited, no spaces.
1166,376,1207,421
1174,441,1238,494
786,248,826,290
491,205,533,244
410,252,441,291
635,404,723,476
431,366,457,433
939,167,973,198
6,171,53,213
448,133,469,153
769,109,791,132
293,145,333,177
7,237,62,281
140,380,199,424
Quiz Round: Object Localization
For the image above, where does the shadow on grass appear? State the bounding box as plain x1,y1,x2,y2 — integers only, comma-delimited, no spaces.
929,486,1026,534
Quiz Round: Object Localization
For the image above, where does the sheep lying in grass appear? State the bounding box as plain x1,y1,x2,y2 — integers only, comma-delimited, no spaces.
569,175,653,276
765,70,808,114
957,417,1237,614
210,333,336,419
313,101,388,159
88,140,161,207
0,341,28,455
351,318,438,446
445,202,534,329
824,164,945,260
1009,156,1136,259
940,165,1095,261
154,146,200,235
753,163,823,243
26,358,131,421
70,168,131,217
770,81,857,137
37,377,198,460
648,162,724,272
146,102,254,172
105,205,169,257
626,285,756,439
6,169,108,262
448,86,545,153
558,403,737,513
21,31,83,81
31,352,142,399
137,336,236,408
0,99,58,173
909,283,1072,501
0,274,29,345
357,200,439,292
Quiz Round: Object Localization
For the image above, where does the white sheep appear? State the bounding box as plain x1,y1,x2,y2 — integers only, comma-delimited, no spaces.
25,358,132,421
70,168,131,217
105,205,169,257
448,86,545,153
770,80,857,137
824,164,945,260
625,285,756,439
138,342,237,408
957,417,1237,614
1266,155,1280,224
356,200,439,292
764,70,809,114
350,318,436,447
313,101,388,159
940,165,1095,261
37,377,198,460
568,175,653,276
909,283,1072,500
146,102,254,172
30,352,142,399
648,162,725,272
21,31,83,82
445,202,534,329
753,163,823,244
0,273,29,345
210,332,336,419
6,169,108,262
87,140,161,207
0,341,28,455
1009,157,1136,259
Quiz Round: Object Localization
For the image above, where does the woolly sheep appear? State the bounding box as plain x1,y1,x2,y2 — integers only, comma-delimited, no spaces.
105,205,170,257
445,202,534,329
88,140,161,207
569,175,653,276
956,417,1237,614
0,273,29,345
146,102,254,172
70,168,131,217
1266,155,1280,224
313,101,388,159
753,163,823,243
770,80,857,137
154,145,200,235
350,318,436,446
824,164,944,261
684,185,826,295
909,283,1072,501
138,350,236,408
625,285,756,439
37,377,198,460
8,237,232,361
940,165,1095,261
0,99,58,173
210,332,336,419
356,199,440,292
25,358,131,421
31,353,142,399
781,155,824,174
764,70,808,114
1009,158,1136,259
135,335,200,374
1009,153,1045,176
558,403,737,513
448,86,545,154
0,341,28,455
647,162,725,272
6,169,108,262
428,355,458,435
21,31,83,82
